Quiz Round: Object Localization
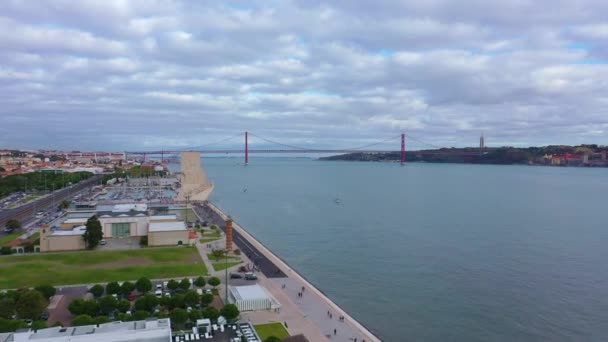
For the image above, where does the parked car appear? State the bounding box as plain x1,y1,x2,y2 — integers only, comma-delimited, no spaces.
155,290,162,298
230,273,243,279
100,240,107,245
244,272,257,280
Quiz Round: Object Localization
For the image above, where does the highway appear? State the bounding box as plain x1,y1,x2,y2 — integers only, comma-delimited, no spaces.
194,203,287,279
0,174,103,228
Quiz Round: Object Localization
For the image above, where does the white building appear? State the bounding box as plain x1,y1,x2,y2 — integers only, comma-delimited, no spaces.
0,319,171,342
228,284,281,312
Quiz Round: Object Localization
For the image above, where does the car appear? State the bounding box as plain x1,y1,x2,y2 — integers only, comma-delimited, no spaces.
100,240,107,245
24,319,33,326
244,272,257,280
155,290,162,297
230,273,243,279
3,227,13,233
40,311,49,320
164,292,171,297
126,310,132,315
163,281,168,288
204,289,212,295
156,284,162,290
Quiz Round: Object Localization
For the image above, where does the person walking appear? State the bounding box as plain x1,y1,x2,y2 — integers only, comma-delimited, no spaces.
284,321,288,329
334,329,337,335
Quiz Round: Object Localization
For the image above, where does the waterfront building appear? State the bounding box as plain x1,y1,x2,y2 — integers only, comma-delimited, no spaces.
0,319,171,342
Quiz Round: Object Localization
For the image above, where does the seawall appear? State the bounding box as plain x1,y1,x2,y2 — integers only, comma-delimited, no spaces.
205,201,382,342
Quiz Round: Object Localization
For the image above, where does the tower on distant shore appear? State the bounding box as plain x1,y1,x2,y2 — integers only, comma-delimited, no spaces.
480,133,485,154
225,218,233,252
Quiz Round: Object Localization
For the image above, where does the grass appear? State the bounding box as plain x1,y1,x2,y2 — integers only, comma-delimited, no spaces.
199,237,220,244
0,247,207,289
207,253,240,262
254,323,289,341
0,232,22,246
29,232,40,240
212,261,242,272
202,230,221,238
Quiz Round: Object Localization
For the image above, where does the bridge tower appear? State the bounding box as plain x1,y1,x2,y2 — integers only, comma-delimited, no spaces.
245,131,249,165
401,133,406,165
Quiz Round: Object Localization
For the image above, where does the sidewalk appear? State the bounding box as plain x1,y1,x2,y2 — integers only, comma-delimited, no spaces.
206,203,381,342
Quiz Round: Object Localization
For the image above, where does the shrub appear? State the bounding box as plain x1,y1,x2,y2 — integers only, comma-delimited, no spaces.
139,236,148,246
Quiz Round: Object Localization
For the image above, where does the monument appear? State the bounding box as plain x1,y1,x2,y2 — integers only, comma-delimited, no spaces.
176,152,213,202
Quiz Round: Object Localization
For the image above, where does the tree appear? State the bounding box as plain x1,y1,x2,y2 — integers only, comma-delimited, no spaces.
105,282,120,295
117,300,131,313
31,320,47,330
167,279,179,291
178,278,191,291
194,276,205,288
183,291,199,307
134,294,158,312
169,308,188,327
135,277,152,293
89,284,104,298
264,337,282,342
159,296,171,308
83,300,100,317
99,296,118,315
220,304,239,321
72,314,95,326
120,281,135,296
200,294,214,306
68,299,86,315
188,309,202,321
6,219,21,230
0,298,15,319
208,277,220,288
169,294,185,310
0,246,12,255
0,318,28,333
132,310,150,320
34,285,56,300
201,307,219,321
15,290,47,319
95,316,110,324
83,215,103,249
59,200,71,210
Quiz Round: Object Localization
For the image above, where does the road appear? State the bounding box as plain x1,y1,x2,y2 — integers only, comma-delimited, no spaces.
0,174,103,228
194,203,286,279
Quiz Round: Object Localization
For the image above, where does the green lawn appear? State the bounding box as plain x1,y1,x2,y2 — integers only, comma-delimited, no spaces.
255,323,289,341
212,261,242,272
200,237,220,244
29,232,40,240
0,247,207,289
0,232,22,246
207,253,240,262
202,230,221,238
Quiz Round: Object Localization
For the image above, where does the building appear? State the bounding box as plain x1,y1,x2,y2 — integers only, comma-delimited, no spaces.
40,204,195,252
227,284,281,312
0,319,171,342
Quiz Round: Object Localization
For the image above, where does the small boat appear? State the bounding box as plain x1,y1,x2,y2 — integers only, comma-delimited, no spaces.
334,197,341,204
243,187,248,193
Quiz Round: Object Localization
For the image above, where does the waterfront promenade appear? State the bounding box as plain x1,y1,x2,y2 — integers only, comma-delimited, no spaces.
199,202,382,342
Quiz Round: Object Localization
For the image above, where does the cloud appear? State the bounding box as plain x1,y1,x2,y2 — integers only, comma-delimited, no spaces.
0,0,607,150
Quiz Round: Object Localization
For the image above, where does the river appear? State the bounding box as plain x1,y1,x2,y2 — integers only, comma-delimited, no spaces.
199,158,608,341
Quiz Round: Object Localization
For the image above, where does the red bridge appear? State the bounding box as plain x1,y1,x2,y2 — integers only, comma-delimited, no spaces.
125,131,484,165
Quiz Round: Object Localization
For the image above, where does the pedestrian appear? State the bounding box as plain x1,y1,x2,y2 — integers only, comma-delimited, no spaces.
354,339,357,342
327,310,330,317
284,321,288,329
282,284,286,289
334,328,337,335
330,313,332,319
302,286,305,292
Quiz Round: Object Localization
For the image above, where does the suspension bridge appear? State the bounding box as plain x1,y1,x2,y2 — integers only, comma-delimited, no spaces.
125,131,485,165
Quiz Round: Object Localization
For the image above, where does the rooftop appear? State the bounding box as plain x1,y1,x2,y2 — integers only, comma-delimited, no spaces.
112,203,148,212
3,319,171,342
229,284,272,301
150,214,177,221
149,221,187,232
50,226,87,236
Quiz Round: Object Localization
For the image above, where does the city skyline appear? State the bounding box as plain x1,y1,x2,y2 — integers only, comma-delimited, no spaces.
1,1,607,150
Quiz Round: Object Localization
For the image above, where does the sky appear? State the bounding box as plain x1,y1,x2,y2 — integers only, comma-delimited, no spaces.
1,0,607,151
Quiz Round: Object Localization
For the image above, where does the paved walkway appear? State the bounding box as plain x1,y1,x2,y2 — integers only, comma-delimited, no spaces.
204,203,381,342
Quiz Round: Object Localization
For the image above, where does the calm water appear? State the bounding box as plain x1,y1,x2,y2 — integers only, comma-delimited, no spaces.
200,158,608,341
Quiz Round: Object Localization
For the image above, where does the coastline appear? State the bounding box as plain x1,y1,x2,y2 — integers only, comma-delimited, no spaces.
206,201,382,342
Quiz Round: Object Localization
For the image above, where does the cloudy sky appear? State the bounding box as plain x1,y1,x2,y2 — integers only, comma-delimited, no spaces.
1,0,607,151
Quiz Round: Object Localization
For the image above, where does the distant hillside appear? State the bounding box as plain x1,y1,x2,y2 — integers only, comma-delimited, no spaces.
319,145,608,166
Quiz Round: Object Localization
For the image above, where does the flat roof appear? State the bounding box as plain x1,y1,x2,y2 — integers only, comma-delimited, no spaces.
63,218,88,224
229,284,271,301
50,226,86,236
150,215,177,221
149,221,186,232
9,319,171,341
113,203,148,212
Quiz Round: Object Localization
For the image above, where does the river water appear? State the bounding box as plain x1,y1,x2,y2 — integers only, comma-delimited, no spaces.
199,158,608,341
